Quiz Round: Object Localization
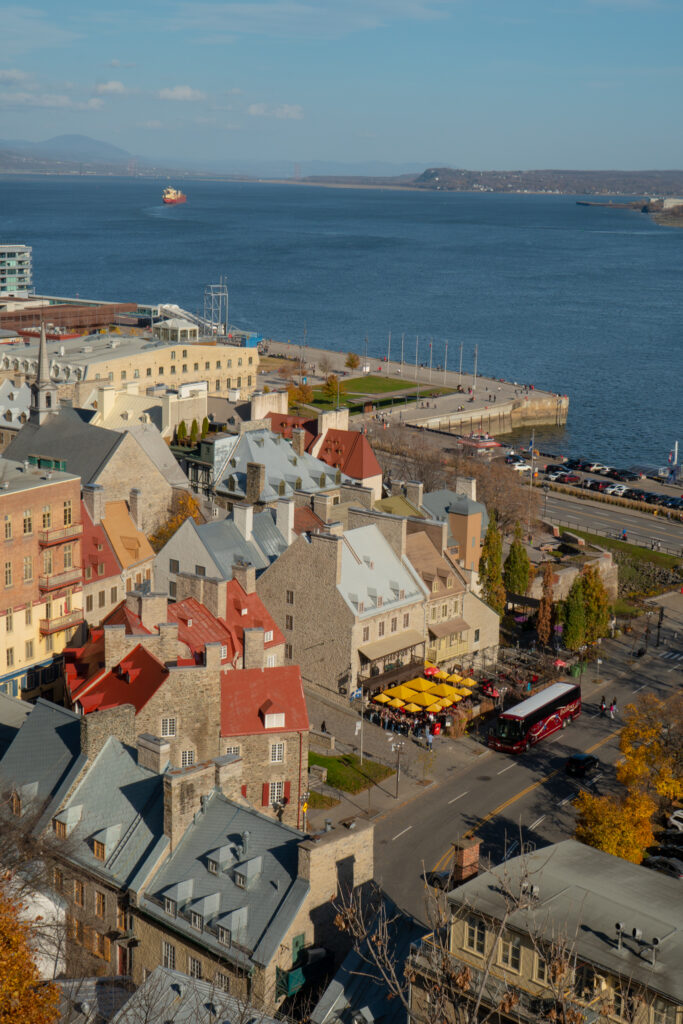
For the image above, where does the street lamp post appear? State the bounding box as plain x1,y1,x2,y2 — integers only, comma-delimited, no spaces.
543,484,550,520
389,737,405,800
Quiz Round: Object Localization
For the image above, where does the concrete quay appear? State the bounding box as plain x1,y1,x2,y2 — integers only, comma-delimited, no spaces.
264,338,568,437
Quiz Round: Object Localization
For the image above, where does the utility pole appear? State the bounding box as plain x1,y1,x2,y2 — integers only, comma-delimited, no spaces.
300,321,307,384
527,429,535,541
364,334,369,370
389,737,404,799
473,344,478,391
400,332,405,366
429,338,433,383
387,330,391,365
414,335,419,382
444,339,448,385
459,342,463,387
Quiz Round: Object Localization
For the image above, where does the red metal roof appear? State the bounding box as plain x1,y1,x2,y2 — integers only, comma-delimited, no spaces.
81,503,121,584
220,665,309,737
167,597,237,665
315,429,382,480
293,506,325,535
265,412,316,450
71,644,168,715
223,580,284,655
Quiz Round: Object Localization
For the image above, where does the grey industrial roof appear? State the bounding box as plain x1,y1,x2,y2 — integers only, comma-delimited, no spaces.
0,455,80,495
338,525,427,618
110,966,280,1024
196,509,287,577
422,488,489,541
140,790,309,969
56,976,133,1024
447,839,683,1004
58,736,167,888
311,901,424,1024
0,698,86,834
215,428,345,501
5,406,124,484
0,691,32,758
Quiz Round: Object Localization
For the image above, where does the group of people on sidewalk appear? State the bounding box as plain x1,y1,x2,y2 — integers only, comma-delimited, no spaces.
599,696,619,720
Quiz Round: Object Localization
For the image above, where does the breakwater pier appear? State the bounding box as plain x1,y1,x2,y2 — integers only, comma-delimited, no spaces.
264,339,569,437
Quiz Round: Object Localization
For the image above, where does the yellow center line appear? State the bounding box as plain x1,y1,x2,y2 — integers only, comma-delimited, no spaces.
431,729,622,872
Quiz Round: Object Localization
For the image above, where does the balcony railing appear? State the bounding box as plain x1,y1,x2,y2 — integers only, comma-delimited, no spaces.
359,659,424,695
39,609,84,635
37,522,83,546
38,567,82,591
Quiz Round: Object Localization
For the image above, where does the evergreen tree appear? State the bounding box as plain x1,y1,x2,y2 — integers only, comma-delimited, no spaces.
201,416,210,438
537,561,554,648
563,576,586,651
503,521,530,602
190,418,199,444
479,511,506,616
581,565,610,643
176,419,187,445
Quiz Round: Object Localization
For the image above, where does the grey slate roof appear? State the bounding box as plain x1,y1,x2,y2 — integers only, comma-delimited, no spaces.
5,406,125,484
215,428,346,501
110,967,279,1024
0,698,85,833
447,839,683,1004
140,790,309,969
422,488,489,541
0,690,32,757
338,525,427,618
57,736,167,888
56,976,133,1024
127,423,191,489
0,378,30,429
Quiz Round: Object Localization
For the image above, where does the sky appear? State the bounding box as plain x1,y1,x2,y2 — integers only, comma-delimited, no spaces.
1,0,682,171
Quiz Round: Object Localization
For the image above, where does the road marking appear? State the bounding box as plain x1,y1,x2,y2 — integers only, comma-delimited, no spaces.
497,764,515,775
633,684,646,693
392,826,412,841
448,791,469,804
530,815,545,830
560,793,577,806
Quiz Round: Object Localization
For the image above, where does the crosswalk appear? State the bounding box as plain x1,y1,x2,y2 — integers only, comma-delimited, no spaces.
658,650,683,661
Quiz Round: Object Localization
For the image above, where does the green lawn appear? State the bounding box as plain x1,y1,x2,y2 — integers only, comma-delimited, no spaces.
567,528,682,569
308,790,340,810
308,752,393,793
342,374,415,394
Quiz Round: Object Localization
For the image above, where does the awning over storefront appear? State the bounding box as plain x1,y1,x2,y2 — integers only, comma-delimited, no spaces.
359,628,425,663
427,616,470,640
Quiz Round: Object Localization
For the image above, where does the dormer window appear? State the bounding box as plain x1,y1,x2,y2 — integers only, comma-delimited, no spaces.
377,596,383,608
164,897,177,916
54,820,67,840
218,926,231,946
235,873,246,889
264,630,273,643
207,859,218,875
447,577,453,588
358,601,364,613
399,589,405,600
10,792,21,817
190,911,203,931
220,645,228,659
93,840,106,862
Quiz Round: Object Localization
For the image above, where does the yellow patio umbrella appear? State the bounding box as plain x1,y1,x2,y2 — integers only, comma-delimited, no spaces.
408,690,438,707
373,692,391,703
434,670,450,680
403,702,422,713
428,682,459,698
447,673,463,684
450,693,462,703
463,677,478,687
404,677,435,692
437,697,453,708
424,660,436,668
384,684,418,701
388,698,405,709
425,703,443,714
456,687,473,697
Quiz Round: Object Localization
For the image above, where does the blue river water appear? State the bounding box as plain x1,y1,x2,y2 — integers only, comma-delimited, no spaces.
1,175,681,466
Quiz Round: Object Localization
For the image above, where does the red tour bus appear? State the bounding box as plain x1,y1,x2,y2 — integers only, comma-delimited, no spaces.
488,681,582,753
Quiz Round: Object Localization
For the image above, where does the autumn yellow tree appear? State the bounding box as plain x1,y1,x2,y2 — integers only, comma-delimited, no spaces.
345,352,360,370
148,491,203,553
618,692,683,803
0,884,59,1024
574,790,655,863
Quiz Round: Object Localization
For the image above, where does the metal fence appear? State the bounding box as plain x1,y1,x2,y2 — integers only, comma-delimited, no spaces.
548,516,682,557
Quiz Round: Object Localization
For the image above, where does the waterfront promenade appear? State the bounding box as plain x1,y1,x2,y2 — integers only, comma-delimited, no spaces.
264,338,568,436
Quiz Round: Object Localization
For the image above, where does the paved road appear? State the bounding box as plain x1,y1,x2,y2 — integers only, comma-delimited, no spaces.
372,618,682,923
543,491,683,554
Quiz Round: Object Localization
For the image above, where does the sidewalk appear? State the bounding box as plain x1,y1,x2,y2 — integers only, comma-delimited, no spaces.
304,688,491,830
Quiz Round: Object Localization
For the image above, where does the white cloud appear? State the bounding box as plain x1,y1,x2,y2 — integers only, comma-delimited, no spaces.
248,102,303,119
0,91,102,110
96,80,127,95
158,84,206,101
0,68,32,84
109,59,121,67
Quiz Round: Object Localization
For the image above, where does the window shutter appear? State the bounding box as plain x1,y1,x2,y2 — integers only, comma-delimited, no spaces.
241,785,247,798
262,783,270,806
284,781,291,803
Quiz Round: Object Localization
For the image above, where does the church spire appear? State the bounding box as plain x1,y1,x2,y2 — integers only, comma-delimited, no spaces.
29,321,58,425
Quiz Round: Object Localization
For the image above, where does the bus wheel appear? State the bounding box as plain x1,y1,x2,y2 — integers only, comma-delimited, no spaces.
524,742,530,752
562,719,568,729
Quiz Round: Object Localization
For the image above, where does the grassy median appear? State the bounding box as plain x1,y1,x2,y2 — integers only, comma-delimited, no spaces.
309,752,394,793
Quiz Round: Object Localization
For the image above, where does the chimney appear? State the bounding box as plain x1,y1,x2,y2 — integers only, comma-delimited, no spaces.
346,508,406,559
276,499,294,545
127,591,168,632
291,428,306,457
157,622,179,662
312,493,334,522
129,488,143,531
103,624,129,669
97,385,116,419
245,463,266,504
405,481,424,508
310,532,343,585
137,733,171,773
451,837,481,884
163,762,216,852
455,476,477,502
243,628,265,669
81,705,136,760
232,560,256,594
204,642,222,671
233,503,253,541
83,483,105,525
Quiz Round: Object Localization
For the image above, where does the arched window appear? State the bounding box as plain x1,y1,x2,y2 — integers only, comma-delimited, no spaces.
335,470,342,484
295,477,302,490
319,473,326,487
278,480,286,496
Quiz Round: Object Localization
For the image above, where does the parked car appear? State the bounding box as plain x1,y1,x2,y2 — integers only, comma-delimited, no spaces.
587,462,607,472
544,464,566,474
546,471,565,481
557,473,581,484
668,810,683,832
565,754,601,779
506,454,524,464
643,856,683,879
615,470,639,482
605,484,627,496
624,489,647,501
512,462,532,473
423,869,453,891
585,479,608,492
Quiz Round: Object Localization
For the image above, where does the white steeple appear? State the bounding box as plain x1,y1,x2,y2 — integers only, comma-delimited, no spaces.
29,322,58,425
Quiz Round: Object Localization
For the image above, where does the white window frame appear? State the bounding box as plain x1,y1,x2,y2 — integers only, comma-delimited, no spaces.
181,749,195,767
188,956,202,980
465,915,486,955
225,744,240,756
499,932,521,972
269,780,284,804
266,653,275,667
264,630,273,643
217,927,231,947
162,941,176,969
270,742,285,764
164,897,176,917
161,717,176,737
190,911,203,931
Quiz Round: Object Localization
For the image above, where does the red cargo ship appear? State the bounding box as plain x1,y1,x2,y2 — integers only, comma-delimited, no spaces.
162,186,187,205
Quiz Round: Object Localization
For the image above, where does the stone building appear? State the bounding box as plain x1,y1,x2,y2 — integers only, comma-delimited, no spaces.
0,457,83,701
257,519,428,696
409,840,682,1024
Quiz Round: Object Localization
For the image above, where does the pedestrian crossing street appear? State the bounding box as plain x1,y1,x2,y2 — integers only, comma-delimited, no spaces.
658,650,683,661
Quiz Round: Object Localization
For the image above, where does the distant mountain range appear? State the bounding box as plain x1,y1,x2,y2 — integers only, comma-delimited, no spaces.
1,135,683,195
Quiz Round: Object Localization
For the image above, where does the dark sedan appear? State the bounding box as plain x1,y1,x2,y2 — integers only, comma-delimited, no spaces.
565,754,601,779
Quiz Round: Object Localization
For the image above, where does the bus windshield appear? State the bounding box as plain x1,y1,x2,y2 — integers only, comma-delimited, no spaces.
495,718,522,741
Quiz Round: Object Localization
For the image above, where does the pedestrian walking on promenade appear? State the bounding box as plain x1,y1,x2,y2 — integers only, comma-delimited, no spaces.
600,696,606,717
321,720,326,734
425,726,433,751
